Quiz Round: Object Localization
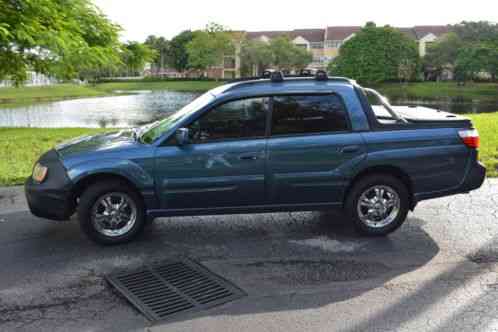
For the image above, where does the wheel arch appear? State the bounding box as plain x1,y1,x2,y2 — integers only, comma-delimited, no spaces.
70,172,145,208
345,165,416,210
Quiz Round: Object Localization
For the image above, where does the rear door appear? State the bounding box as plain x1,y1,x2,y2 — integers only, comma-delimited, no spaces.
267,94,366,205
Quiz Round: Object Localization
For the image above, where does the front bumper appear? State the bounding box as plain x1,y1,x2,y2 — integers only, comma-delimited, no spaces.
24,149,75,221
25,177,74,221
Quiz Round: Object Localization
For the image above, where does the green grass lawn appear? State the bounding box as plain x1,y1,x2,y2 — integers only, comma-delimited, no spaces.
0,84,108,106
377,82,498,100
467,113,498,177
0,113,496,186
0,128,105,186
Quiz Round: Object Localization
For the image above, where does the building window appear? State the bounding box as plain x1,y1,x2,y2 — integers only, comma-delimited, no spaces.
224,57,236,69
310,42,324,49
325,40,342,48
425,41,435,49
295,43,308,49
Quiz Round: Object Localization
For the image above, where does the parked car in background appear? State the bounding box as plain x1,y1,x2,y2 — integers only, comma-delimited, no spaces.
25,71,486,244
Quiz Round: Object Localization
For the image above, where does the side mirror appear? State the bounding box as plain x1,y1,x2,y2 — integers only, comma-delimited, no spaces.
175,128,190,146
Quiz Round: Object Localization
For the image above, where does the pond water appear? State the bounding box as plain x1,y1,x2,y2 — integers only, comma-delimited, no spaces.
389,97,498,114
0,90,495,128
0,91,200,128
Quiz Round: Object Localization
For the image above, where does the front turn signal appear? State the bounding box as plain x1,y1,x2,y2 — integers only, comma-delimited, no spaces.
32,163,48,183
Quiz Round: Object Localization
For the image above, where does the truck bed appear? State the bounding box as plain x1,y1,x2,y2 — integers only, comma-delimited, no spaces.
372,105,472,127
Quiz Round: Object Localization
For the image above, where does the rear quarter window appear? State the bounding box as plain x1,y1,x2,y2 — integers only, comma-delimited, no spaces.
271,94,350,136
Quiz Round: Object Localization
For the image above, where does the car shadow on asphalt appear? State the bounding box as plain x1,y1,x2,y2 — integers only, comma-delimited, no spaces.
0,209,453,330
152,221,497,332
136,211,444,327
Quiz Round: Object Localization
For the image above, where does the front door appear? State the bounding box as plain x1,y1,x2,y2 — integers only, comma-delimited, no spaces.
267,94,367,205
155,97,269,210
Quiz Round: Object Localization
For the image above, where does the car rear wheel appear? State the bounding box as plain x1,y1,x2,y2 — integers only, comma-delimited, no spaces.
78,180,146,245
345,174,409,236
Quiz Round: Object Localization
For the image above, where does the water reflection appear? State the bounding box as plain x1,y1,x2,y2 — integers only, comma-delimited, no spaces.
0,90,199,128
389,98,497,114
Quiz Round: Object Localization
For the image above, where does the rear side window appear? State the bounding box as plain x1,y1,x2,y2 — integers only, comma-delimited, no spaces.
271,94,349,136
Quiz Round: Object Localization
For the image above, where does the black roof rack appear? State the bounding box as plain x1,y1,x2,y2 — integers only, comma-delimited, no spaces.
228,70,353,84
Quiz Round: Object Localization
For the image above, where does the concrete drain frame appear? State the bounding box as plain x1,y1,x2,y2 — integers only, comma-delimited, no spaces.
106,258,246,322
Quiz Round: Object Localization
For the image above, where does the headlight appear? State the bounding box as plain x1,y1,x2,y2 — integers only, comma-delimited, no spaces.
32,163,48,183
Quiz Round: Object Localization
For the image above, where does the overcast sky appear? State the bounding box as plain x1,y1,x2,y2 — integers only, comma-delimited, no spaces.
93,0,497,42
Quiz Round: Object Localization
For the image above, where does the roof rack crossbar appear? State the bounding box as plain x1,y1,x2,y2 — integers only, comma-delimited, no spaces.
227,71,354,85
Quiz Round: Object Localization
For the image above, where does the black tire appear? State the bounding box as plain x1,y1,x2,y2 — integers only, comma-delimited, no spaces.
345,174,409,236
77,180,146,245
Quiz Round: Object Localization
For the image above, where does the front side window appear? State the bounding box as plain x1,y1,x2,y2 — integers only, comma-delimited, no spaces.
271,94,349,136
188,97,268,144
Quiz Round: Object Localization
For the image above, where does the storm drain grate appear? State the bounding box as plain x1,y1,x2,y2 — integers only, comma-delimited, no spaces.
106,259,246,322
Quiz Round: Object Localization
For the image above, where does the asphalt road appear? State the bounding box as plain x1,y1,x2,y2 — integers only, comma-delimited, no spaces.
0,181,497,332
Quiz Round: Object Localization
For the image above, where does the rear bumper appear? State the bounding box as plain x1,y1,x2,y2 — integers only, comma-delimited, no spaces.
414,158,486,203
460,160,486,192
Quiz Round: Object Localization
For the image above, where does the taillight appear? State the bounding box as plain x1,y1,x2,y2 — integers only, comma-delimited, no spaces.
458,129,480,148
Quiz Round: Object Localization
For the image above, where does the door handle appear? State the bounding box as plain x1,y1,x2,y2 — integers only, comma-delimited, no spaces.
340,145,361,153
239,154,259,161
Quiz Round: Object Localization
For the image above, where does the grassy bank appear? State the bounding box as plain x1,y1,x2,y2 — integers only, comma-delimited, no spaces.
0,112,496,186
0,128,105,186
0,84,108,107
94,80,222,94
377,82,498,101
1,81,498,107
0,81,222,107
467,113,498,177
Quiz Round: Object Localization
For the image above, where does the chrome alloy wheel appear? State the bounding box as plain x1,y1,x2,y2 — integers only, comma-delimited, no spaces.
357,185,400,228
91,192,137,237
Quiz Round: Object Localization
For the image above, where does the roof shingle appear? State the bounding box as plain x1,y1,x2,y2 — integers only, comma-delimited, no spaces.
246,25,449,42
290,29,325,43
325,26,361,41
413,26,450,39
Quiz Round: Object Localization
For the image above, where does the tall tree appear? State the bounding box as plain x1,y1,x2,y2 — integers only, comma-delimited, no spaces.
329,24,419,83
239,39,274,76
240,36,312,75
144,35,170,74
186,23,234,74
455,44,498,82
291,46,313,72
0,0,122,85
169,30,194,73
452,21,498,43
268,36,297,70
423,32,464,80
267,36,313,71
424,22,498,82
120,42,156,76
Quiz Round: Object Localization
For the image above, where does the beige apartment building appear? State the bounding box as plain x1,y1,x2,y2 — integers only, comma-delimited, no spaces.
168,25,449,79
211,25,450,79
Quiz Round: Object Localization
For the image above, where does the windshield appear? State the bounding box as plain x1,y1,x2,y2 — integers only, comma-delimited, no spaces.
139,91,215,144
362,88,407,124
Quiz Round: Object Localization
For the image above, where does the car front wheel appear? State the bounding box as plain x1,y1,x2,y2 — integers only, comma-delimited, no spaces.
345,174,409,236
78,180,146,245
